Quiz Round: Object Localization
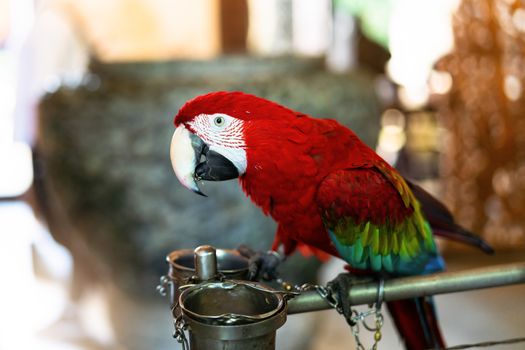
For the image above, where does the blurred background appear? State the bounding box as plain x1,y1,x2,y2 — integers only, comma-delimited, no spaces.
1,0,525,349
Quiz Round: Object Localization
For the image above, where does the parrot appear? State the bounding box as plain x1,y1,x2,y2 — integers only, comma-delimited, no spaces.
169,91,493,350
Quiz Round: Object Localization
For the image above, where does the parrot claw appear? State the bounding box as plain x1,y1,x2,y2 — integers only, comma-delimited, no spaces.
238,245,284,281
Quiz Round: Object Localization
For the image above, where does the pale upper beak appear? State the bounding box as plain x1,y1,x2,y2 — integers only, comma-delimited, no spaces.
170,126,206,196
170,125,240,196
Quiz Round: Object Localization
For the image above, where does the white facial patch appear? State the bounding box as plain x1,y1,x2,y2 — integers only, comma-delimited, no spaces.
188,113,248,175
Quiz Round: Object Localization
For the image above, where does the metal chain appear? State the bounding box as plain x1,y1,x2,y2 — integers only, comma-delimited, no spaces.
277,277,525,350
351,320,366,350
348,307,384,350
157,275,194,350
170,284,195,350
276,278,384,350
172,300,189,350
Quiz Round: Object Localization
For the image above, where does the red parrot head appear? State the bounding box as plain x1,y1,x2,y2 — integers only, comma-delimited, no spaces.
170,91,296,196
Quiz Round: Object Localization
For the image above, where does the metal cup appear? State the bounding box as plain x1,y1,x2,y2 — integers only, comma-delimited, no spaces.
179,280,287,350
166,248,249,306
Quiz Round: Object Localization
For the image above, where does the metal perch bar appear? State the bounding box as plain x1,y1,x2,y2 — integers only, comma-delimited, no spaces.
287,262,525,314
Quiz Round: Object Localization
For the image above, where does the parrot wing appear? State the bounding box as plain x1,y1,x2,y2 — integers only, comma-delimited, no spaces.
316,164,442,275
406,180,494,254
316,164,447,348
376,162,493,254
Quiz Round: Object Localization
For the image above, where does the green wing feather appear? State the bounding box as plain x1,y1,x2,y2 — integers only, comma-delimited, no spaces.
317,166,441,275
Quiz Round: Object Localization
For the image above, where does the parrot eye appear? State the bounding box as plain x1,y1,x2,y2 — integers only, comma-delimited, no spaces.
206,113,235,132
214,116,225,127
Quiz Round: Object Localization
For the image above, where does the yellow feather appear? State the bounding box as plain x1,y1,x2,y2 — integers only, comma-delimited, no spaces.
380,231,389,256
399,240,409,261
361,222,371,246
391,231,400,254
372,228,380,255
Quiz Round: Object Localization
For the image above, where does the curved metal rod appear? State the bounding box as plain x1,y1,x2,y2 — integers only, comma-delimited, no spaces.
287,262,525,314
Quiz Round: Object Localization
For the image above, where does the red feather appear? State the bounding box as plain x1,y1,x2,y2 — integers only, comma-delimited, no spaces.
175,91,296,126
317,168,415,226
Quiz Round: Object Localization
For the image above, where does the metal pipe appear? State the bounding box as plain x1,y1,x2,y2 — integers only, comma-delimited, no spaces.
287,262,525,314
194,245,218,281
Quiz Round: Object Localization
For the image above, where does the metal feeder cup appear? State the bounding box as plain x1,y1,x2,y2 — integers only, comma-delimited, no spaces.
165,247,249,306
179,280,287,350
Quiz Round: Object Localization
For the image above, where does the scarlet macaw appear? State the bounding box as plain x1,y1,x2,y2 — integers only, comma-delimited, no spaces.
169,91,493,350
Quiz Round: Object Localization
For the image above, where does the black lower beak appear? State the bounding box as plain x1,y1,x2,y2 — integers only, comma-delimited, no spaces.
195,149,239,181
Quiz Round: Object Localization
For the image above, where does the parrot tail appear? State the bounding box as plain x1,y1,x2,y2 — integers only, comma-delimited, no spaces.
407,180,494,254
387,297,445,350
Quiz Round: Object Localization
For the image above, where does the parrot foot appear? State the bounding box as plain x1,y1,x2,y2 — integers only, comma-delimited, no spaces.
327,273,375,324
237,244,284,281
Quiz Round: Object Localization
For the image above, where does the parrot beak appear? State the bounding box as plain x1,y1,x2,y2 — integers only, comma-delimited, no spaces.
170,126,206,196
170,126,240,196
